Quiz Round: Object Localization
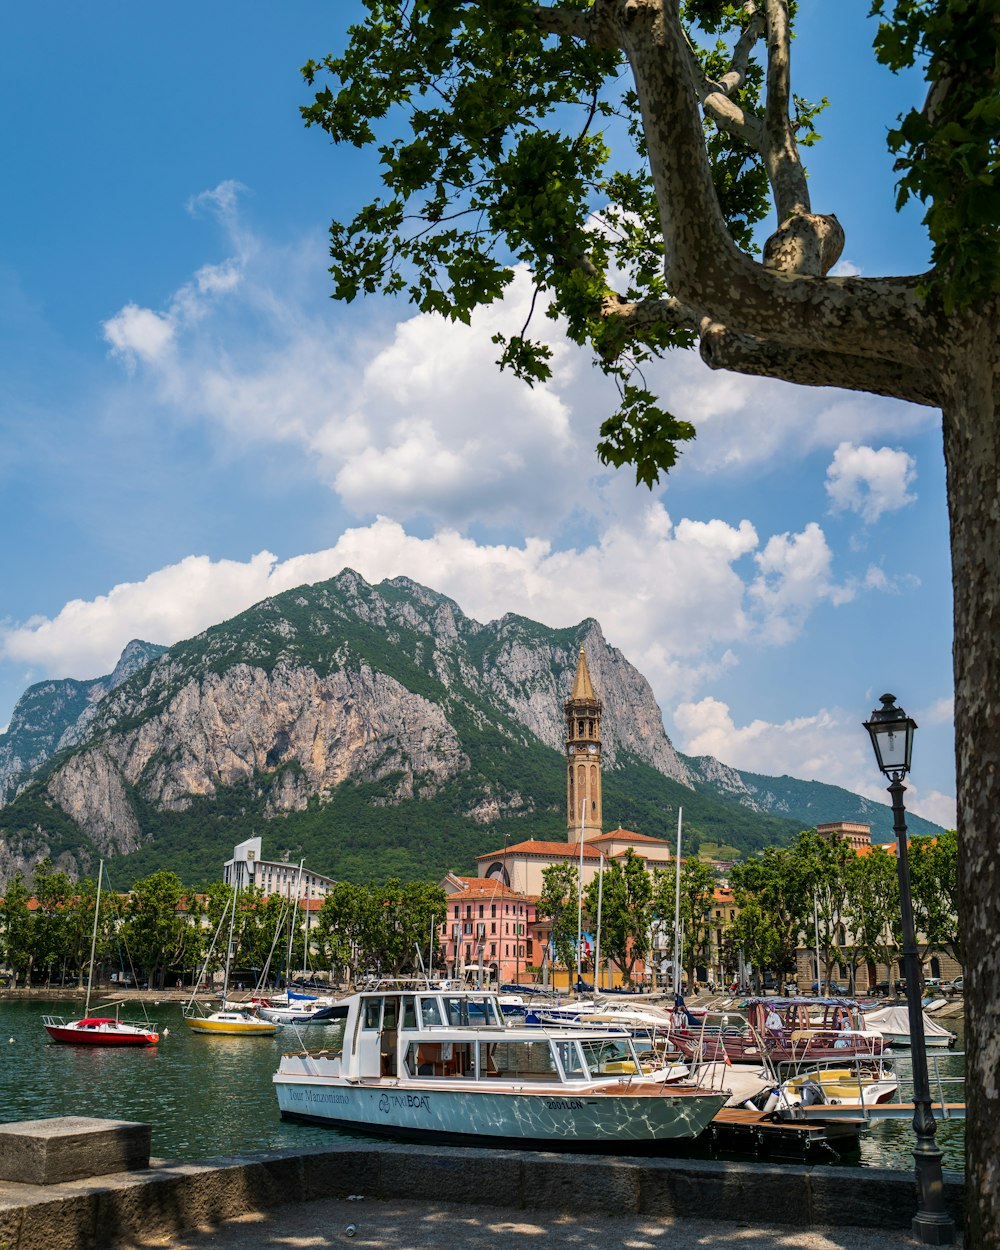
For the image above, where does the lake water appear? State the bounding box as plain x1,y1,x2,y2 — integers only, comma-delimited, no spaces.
0,998,965,1171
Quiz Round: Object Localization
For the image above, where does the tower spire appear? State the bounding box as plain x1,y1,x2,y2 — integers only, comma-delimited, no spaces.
565,647,603,842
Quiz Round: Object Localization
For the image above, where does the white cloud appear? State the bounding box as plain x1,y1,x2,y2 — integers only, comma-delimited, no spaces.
674,696,859,782
673,696,956,829
102,304,175,366
825,441,917,523
96,183,939,539
749,522,855,643
0,508,858,709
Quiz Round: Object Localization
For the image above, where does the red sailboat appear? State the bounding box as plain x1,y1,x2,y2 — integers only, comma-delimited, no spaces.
41,862,159,1048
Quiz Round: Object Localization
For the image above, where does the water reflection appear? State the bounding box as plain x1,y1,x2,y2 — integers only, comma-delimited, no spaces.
0,998,965,1170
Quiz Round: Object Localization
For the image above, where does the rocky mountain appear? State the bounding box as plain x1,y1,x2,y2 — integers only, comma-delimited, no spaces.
0,572,942,886
0,640,166,806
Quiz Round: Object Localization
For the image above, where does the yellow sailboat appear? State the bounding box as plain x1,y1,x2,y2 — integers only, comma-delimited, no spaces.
182,888,276,1038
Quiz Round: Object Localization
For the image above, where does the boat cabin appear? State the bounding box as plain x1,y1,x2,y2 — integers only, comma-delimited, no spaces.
320,985,644,1086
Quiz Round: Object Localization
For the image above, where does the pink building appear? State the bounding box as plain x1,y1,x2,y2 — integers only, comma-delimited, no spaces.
439,875,538,984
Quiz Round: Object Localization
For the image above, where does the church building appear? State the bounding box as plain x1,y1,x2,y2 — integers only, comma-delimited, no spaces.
472,647,676,896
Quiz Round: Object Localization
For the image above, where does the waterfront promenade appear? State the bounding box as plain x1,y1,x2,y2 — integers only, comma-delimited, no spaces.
115,1196,964,1250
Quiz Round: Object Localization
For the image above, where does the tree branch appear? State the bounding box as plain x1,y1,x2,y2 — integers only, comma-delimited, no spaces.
699,320,943,408
529,3,620,48
763,0,810,221
602,292,696,332
617,3,940,365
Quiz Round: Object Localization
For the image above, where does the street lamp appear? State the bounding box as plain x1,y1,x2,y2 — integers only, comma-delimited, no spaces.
863,693,955,1244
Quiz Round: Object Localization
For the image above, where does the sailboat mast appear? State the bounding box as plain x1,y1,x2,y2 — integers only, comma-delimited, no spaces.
673,808,683,995
594,852,604,992
223,879,238,1002
285,860,305,982
84,861,103,1017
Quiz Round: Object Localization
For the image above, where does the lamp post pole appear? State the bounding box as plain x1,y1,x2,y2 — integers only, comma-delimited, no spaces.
863,693,955,1243
887,773,955,1244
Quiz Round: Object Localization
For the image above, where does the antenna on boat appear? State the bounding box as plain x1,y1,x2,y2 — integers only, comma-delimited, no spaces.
415,942,430,988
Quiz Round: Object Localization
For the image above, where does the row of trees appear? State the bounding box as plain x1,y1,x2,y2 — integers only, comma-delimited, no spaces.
0,861,446,991
537,848,717,988
729,829,959,990
535,831,959,991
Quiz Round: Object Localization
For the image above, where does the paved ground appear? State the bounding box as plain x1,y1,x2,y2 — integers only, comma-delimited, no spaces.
116,1198,963,1250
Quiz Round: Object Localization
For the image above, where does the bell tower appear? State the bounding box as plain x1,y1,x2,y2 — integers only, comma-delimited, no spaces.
565,647,603,842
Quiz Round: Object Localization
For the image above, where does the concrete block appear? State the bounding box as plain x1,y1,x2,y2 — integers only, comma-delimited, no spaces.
638,1157,810,1222
16,1191,98,1250
0,1117,151,1185
379,1143,524,1206
520,1153,641,1214
299,1146,383,1201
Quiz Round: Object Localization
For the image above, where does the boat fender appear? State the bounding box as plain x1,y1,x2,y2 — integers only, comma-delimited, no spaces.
761,1090,780,1114
346,1224,357,1237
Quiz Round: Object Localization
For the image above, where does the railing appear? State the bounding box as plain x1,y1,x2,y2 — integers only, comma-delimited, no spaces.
782,1050,965,1122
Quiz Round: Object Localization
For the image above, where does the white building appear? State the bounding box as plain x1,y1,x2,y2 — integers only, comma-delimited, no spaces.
223,836,335,902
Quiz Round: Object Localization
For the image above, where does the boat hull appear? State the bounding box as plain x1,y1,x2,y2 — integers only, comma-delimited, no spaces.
273,1069,726,1145
42,1019,158,1047
184,1017,276,1036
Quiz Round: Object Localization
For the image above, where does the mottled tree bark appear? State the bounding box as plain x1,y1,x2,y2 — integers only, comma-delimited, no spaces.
943,316,1000,1248
532,4,999,1241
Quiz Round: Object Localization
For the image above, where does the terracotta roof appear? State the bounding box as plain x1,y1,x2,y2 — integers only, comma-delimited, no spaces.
592,827,670,846
445,876,534,904
476,839,604,861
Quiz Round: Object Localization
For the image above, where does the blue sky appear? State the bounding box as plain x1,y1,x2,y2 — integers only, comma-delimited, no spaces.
0,3,956,827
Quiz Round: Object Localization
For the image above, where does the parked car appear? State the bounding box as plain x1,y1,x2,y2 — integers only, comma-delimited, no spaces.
923,976,944,993
810,980,846,995
943,976,964,994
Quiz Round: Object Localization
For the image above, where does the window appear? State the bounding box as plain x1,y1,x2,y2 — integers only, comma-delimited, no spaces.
491,922,496,934
527,941,533,956
490,904,496,918
453,905,459,918
555,1040,585,1078
362,998,381,1030
490,943,496,956
401,996,416,1029
478,904,484,918
418,997,442,1027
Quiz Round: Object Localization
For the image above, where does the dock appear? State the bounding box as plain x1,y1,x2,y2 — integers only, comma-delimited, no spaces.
705,1106,866,1159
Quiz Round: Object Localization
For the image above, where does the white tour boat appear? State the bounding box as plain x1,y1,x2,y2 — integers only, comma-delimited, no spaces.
273,984,728,1147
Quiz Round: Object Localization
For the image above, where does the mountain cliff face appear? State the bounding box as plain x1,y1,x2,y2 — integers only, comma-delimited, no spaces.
0,571,940,886
0,573,708,883
0,640,165,806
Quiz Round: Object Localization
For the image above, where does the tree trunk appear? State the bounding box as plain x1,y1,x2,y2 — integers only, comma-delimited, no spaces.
944,336,1000,1247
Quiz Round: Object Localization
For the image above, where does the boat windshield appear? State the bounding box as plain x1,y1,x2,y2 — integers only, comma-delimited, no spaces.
579,1037,639,1077
441,996,502,1028
554,1039,586,1078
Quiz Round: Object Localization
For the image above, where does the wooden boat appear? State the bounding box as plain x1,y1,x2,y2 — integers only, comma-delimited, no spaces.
670,997,888,1066
42,861,159,1048
273,983,728,1147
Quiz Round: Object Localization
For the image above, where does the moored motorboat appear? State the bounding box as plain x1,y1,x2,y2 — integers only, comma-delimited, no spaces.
273,983,728,1147
862,1003,956,1048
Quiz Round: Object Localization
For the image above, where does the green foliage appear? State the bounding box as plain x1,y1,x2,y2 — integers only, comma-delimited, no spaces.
870,0,1000,312
537,861,580,978
585,848,653,983
300,0,780,484
0,873,33,983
